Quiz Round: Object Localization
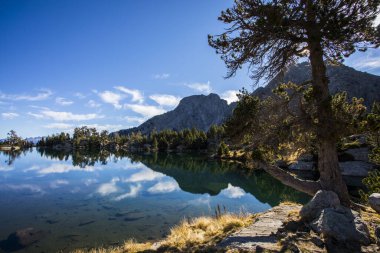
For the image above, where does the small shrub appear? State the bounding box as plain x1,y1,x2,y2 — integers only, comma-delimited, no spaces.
359,170,380,202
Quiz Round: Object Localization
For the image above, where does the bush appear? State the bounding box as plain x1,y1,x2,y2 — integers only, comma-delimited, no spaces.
359,170,380,202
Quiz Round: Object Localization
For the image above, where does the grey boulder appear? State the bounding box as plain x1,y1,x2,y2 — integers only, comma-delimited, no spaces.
369,193,380,214
311,206,370,246
300,190,340,221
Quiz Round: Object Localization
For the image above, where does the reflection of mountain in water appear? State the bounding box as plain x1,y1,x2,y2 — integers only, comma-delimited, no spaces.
32,148,309,207
128,153,310,207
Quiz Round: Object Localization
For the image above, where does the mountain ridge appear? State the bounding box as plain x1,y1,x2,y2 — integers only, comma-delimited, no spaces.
115,63,380,136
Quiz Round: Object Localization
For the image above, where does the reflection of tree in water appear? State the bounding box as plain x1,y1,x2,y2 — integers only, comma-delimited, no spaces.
37,148,116,168
35,148,309,206
1,149,26,166
129,153,310,206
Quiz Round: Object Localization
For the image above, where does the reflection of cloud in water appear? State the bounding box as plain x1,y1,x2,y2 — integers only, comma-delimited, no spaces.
50,179,69,189
124,168,165,182
2,184,44,194
113,184,142,201
0,165,14,172
26,163,103,175
123,162,147,170
23,165,39,172
96,177,120,196
147,180,179,194
221,183,246,199
83,178,98,186
188,194,211,206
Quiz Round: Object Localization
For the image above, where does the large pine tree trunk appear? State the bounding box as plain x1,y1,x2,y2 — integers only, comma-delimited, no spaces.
308,40,351,206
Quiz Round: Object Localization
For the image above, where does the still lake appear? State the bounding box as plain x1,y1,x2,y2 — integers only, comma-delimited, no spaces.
0,148,309,252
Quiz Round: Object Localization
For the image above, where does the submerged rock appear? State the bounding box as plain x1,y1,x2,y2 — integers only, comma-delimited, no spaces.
369,193,380,214
311,206,370,246
300,190,340,222
0,227,45,251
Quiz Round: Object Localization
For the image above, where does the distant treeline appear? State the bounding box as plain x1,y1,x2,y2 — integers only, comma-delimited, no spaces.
36,125,228,154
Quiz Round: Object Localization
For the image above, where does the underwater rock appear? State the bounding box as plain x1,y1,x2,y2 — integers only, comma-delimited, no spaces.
0,227,45,251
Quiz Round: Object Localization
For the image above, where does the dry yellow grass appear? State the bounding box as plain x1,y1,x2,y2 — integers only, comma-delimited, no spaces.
72,213,253,253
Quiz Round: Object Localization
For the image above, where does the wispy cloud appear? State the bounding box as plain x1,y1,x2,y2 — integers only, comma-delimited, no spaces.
124,104,166,118
153,73,170,79
185,81,212,93
0,89,52,101
97,91,123,109
149,94,181,107
55,97,74,106
221,90,239,104
44,123,73,129
114,86,144,103
1,112,19,119
27,112,45,119
40,109,103,121
124,116,145,124
74,92,86,99
86,100,101,108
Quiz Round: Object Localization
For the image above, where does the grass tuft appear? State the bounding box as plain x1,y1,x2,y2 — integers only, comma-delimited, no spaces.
72,213,252,253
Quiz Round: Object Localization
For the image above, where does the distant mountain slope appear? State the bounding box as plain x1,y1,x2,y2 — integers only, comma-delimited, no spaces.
254,62,380,107
117,93,236,135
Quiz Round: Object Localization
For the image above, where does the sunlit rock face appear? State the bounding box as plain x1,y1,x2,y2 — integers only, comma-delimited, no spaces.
254,62,380,108
117,93,236,135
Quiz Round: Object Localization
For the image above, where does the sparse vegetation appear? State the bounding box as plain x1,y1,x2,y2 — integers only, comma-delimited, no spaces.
71,213,253,253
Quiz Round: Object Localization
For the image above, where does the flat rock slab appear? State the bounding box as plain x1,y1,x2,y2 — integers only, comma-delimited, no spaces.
218,204,301,251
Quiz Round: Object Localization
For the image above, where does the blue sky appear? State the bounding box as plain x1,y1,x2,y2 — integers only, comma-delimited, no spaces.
1,0,380,138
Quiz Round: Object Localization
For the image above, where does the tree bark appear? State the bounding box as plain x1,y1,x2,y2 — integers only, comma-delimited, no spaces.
306,1,351,206
260,162,321,196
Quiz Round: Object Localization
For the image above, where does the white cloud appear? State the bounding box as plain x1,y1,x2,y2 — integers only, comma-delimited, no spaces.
1,112,19,119
124,116,145,124
221,90,239,104
41,109,103,121
98,90,123,109
55,97,73,106
97,178,120,196
50,179,69,189
186,81,212,93
124,104,166,118
114,86,144,103
113,184,142,201
44,123,73,129
154,73,170,79
86,100,101,108
74,92,86,99
149,94,181,107
84,124,122,132
124,168,165,183
27,112,44,119
147,181,179,194
221,184,246,199
354,59,380,69
0,89,52,101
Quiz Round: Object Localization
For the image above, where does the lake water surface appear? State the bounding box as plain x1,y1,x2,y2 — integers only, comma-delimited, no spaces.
0,148,309,252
